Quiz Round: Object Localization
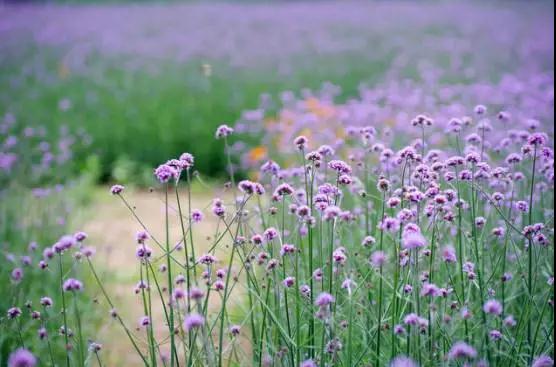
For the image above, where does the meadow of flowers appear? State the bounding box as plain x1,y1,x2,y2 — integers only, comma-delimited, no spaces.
0,1,553,181
0,1,554,367
4,106,554,366
0,114,99,364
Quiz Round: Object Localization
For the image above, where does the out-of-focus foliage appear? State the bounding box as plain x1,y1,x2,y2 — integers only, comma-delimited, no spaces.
1,2,552,181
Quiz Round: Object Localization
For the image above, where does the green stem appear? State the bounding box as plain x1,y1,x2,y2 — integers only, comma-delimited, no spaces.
58,253,71,367
165,185,177,367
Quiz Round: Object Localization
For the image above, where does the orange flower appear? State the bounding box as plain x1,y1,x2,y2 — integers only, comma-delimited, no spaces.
305,97,336,119
248,146,267,162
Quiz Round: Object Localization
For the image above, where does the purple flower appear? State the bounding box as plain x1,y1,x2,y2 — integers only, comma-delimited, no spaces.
403,313,421,326
503,315,517,327
362,236,376,247
370,251,387,268
528,133,547,146
74,231,87,242
442,246,457,263
328,160,352,174
238,180,256,194
215,124,234,139
54,235,76,253
191,210,204,223
263,227,279,241
411,114,433,127
154,164,178,183
8,348,36,367
136,245,153,260
40,297,53,307
188,287,205,301
323,205,341,221
184,313,205,331
139,316,151,327
402,231,426,250
516,201,529,213
212,198,226,217
305,151,322,163
274,183,294,196
532,355,554,367
282,276,295,288
229,325,241,337
389,355,418,367
380,217,400,232
7,307,22,319
179,152,195,168
483,299,502,316
474,104,487,115
420,283,440,297
136,231,149,243
448,341,477,360
300,359,317,367
11,268,23,283
198,254,217,265
173,288,186,301
110,185,125,195
318,145,335,157
377,178,391,192
315,292,335,307
280,244,296,256
293,135,309,150
394,325,406,335
63,278,83,292
260,160,280,175
337,174,353,185
489,329,502,341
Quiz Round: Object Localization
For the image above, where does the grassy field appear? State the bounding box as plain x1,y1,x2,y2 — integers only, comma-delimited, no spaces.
2,1,551,182
0,2,553,366
1,49,390,182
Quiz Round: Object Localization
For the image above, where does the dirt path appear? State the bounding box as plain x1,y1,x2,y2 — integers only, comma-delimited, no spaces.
82,185,248,365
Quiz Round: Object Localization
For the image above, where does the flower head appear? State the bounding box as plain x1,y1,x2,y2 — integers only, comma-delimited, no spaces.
215,125,234,139
110,185,125,195
315,292,335,307
448,341,477,360
389,356,418,367
63,278,83,292
8,348,36,367
532,355,554,367
483,299,502,316
402,230,426,249
154,164,178,183
184,313,205,331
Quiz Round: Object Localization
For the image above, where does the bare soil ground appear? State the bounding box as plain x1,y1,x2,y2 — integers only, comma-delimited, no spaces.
82,185,250,365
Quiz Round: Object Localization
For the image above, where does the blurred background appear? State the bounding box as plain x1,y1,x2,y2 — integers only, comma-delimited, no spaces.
1,0,553,186
0,0,553,364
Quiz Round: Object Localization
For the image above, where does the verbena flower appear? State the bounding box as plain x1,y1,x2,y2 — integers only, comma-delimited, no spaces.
389,355,418,367
110,185,125,195
215,124,234,139
315,292,334,307
531,355,554,367
184,313,205,331
154,164,178,183
483,299,502,316
63,278,83,292
448,341,477,360
8,348,36,367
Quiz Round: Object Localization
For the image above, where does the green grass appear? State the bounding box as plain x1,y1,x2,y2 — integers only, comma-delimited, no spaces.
0,174,101,364
1,44,393,182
